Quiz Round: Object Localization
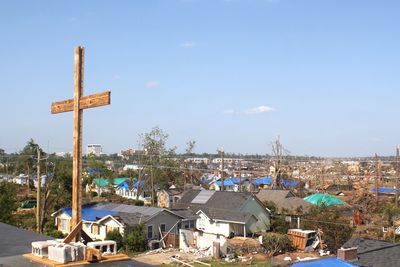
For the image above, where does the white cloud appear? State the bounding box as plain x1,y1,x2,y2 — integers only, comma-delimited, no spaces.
223,105,275,115
180,41,197,48
244,105,275,114
145,81,160,88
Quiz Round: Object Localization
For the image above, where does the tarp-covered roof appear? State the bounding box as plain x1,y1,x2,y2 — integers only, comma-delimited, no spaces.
281,179,298,187
252,176,273,185
371,187,399,194
304,194,345,206
61,207,117,222
291,258,358,267
93,177,129,187
215,179,235,187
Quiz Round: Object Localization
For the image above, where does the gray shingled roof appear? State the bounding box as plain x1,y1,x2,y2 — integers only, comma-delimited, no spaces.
172,190,259,223
94,202,163,217
256,189,312,214
342,238,400,267
91,202,183,227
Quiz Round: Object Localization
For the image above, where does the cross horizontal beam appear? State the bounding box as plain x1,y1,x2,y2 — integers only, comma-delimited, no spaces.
51,91,111,114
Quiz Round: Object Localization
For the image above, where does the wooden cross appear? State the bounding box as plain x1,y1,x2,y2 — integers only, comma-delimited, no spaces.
51,46,110,240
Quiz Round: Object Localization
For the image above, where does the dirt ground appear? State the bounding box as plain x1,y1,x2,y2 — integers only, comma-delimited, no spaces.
133,249,202,266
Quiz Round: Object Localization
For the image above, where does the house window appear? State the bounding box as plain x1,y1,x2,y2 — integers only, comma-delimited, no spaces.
92,224,100,235
198,218,205,230
61,219,67,232
160,224,166,233
147,225,153,239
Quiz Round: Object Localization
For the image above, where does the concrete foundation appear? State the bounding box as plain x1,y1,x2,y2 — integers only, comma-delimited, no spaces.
31,240,58,258
47,242,86,263
87,241,117,255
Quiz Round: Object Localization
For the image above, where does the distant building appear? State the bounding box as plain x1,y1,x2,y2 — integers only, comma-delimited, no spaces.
118,149,145,159
86,144,102,156
157,188,184,208
185,158,210,165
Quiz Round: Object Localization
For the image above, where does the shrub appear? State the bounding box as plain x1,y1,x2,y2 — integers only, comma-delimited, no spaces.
46,229,66,238
123,224,147,252
106,230,123,250
262,232,293,256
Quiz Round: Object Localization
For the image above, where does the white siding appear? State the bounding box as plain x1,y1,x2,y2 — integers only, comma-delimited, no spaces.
196,212,231,237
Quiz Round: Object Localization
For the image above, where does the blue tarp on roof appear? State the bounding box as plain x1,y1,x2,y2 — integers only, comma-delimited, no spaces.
61,206,117,221
282,179,298,187
227,177,248,184
291,258,358,267
215,179,235,187
252,177,273,185
371,187,399,194
87,168,103,175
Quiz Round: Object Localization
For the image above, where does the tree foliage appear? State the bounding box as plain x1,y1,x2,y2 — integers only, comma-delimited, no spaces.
106,229,124,250
262,232,293,256
124,224,147,252
139,127,182,192
0,182,18,223
303,206,354,251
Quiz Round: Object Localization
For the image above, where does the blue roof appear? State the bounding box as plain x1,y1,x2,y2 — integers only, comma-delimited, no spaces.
291,258,358,267
229,177,248,184
371,187,399,194
282,179,298,187
215,179,235,187
252,176,273,185
61,206,117,221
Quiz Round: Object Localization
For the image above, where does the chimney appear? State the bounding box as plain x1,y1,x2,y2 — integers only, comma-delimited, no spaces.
337,247,358,262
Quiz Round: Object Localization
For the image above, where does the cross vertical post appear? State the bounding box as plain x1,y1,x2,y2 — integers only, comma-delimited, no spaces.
72,47,84,236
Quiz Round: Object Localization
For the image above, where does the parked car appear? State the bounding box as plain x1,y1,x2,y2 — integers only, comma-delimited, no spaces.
21,199,36,209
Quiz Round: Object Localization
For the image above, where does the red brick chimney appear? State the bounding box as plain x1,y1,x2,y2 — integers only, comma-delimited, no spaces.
337,247,358,262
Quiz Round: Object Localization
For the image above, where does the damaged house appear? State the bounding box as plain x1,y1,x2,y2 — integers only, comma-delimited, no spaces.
172,190,271,237
52,202,184,244
256,189,312,216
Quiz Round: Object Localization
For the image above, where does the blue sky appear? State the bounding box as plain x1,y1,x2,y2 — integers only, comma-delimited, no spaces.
0,0,399,156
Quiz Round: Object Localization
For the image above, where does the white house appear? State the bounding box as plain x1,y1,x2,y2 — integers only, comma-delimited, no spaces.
172,190,271,238
52,202,184,242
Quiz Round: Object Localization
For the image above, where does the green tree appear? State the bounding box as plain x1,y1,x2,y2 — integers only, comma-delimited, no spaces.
303,206,354,251
124,224,147,252
382,204,400,226
106,230,123,250
262,232,293,256
0,182,18,223
39,157,73,232
139,127,181,203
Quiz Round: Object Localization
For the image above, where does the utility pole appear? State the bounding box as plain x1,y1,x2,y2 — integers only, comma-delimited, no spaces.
36,146,41,233
375,153,380,202
396,146,399,207
272,137,283,189
27,164,30,196
220,147,224,191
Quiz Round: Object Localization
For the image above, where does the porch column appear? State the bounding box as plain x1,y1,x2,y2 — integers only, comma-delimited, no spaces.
243,225,246,237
